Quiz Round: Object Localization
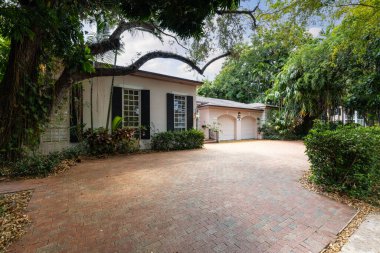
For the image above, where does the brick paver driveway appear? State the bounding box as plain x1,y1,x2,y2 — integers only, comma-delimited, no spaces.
3,141,356,253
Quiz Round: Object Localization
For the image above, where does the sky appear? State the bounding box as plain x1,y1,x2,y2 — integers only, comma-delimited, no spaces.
99,0,323,82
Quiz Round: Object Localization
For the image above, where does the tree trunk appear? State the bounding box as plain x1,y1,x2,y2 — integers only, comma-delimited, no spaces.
294,114,315,136
0,36,41,159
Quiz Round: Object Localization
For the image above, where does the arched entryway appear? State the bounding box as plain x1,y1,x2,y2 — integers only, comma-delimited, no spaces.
217,115,236,141
241,116,257,139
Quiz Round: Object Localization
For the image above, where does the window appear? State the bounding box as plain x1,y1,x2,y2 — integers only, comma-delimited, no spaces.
174,95,186,131
123,89,140,128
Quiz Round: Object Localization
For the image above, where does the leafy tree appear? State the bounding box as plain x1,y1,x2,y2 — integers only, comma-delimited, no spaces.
0,0,262,159
335,3,380,123
0,36,9,81
198,23,312,103
269,1,380,126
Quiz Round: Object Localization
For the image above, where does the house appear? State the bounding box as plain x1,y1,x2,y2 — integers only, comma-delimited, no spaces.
40,70,201,153
39,70,276,153
196,96,274,141
328,106,366,126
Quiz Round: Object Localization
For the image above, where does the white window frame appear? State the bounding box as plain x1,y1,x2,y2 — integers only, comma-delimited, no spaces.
122,88,141,129
174,95,187,131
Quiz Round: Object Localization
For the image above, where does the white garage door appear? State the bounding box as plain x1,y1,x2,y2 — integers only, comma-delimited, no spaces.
241,117,256,139
218,115,235,141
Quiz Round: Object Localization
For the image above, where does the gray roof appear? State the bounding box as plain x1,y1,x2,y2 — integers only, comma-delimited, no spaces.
197,96,266,110
95,61,202,86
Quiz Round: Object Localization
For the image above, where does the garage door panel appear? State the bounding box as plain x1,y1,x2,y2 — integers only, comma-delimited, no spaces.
218,115,235,141
241,117,256,139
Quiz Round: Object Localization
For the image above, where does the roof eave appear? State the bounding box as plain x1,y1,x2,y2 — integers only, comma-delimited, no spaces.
130,70,203,86
198,104,264,111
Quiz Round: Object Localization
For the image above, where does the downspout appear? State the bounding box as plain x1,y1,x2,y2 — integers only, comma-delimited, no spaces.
90,60,94,131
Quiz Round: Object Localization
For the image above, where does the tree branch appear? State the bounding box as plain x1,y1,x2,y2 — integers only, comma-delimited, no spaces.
150,23,190,51
336,3,379,9
216,2,260,27
88,21,157,55
72,51,231,82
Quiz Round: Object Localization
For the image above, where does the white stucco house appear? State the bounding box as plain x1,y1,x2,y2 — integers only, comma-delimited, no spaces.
39,70,274,153
40,70,200,152
81,70,201,149
196,96,273,141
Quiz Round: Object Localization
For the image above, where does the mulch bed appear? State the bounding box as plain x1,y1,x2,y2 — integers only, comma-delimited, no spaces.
0,190,32,252
300,170,380,253
51,159,78,175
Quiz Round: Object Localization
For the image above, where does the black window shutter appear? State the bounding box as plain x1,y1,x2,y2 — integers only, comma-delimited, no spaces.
186,96,194,130
167,93,174,131
140,90,150,139
112,87,123,127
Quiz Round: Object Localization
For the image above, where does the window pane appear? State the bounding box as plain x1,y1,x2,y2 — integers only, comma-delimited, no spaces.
123,89,140,128
174,95,186,131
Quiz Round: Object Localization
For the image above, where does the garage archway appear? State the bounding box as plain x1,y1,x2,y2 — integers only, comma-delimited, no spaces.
217,115,236,141
241,116,257,139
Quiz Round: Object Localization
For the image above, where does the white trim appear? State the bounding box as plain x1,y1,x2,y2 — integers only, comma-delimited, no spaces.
171,91,189,96
115,83,144,90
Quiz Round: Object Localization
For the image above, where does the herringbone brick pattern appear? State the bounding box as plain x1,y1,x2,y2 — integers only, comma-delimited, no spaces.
2,141,356,253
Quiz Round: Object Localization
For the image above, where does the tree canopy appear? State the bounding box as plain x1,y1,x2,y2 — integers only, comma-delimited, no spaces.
198,23,313,103
199,0,380,135
270,1,380,123
0,0,260,159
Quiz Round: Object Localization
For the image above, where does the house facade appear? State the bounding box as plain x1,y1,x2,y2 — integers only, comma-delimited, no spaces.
38,71,275,153
39,70,201,153
81,71,201,149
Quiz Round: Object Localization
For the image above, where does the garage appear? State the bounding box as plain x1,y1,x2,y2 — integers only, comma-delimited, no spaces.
241,116,257,139
218,115,235,140
197,96,270,141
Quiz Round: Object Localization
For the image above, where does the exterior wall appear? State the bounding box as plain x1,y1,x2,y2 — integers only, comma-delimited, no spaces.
82,75,197,148
39,91,70,154
198,106,264,140
198,107,210,139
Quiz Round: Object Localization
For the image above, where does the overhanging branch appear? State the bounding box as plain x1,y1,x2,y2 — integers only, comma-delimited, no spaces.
72,51,231,82
88,21,157,55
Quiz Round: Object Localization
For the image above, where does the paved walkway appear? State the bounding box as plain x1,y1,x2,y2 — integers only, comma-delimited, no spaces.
1,141,356,253
341,214,380,253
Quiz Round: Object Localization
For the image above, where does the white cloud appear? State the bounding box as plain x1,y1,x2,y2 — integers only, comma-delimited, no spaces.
202,57,225,81
308,27,322,38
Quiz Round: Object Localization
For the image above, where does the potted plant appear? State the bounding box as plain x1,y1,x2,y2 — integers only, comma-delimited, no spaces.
206,122,222,142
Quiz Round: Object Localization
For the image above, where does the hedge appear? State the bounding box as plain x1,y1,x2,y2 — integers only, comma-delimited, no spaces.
304,121,380,203
151,129,204,151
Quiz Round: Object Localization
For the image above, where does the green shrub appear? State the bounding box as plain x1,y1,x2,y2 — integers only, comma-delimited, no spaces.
83,127,138,155
305,121,380,203
259,110,303,140
5,145,87,177
151,129,204,151
11,152,62,177
60,144,84,160
117,138,140,154
83,128,115,155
